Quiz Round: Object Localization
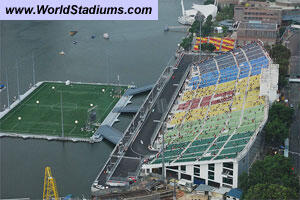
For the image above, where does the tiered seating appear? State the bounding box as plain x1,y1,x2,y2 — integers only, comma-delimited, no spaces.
216,53,238,84
193,37,235,52
169,111,186,125
151,43,270,165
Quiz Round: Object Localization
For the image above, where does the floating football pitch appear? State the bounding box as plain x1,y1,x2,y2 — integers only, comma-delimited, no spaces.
0,82,127,138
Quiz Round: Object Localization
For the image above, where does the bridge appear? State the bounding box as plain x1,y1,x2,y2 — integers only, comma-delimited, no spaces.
124,84,154,96
91,53,195,196
93,125,123,145
113,105,140,113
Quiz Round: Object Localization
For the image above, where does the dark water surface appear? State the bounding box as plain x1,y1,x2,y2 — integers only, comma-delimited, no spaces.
0,0,202,198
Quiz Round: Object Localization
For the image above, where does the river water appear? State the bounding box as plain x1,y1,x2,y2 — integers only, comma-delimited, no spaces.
0,0,202,198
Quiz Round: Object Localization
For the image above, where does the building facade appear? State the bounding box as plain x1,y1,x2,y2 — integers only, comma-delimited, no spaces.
237,22,278,45
234,1,282,25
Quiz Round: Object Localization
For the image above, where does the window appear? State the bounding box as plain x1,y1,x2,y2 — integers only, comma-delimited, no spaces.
223,162,233,169
222,169,233,176
167,166,178,170
194,167,200,176
223,177,233,185
181,165,186,172
208,163,215,171
181,173,191,181
208,171,214,180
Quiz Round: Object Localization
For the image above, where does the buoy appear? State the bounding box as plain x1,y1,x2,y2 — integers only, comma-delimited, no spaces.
103,33,109,39
59,51,65,55
69,31,78,36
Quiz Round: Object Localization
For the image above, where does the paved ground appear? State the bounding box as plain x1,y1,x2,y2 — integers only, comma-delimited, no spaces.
127,54,194,157
286,30,300,176
112,54,194,178
95,54,194,185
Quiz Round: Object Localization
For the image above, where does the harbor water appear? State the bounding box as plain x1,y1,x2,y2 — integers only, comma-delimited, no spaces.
0,0,203,198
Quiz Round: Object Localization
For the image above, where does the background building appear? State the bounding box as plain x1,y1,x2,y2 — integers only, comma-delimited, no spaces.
236,21,278,45
234,1,282,25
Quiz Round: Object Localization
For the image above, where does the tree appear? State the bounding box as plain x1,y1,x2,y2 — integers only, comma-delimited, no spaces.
180,35,193,50
204,0,214,5
269,44,291,88
244,184,298,200
215,5,234,22
202,15,213,37
268,103,294,126
265,117,289,146
189,15,213,37
201,43,216,52
241,155,300,200
270,44,291,64
247,155,299,193
265,103,294,145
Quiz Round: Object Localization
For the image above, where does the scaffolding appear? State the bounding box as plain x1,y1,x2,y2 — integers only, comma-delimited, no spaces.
43,166,59,200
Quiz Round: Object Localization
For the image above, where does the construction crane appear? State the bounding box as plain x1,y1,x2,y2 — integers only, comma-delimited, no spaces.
43,166,59,200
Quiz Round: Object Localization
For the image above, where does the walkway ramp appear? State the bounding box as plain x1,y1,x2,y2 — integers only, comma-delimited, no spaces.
124,84,154,96
113,105,140,113
94,125,123,145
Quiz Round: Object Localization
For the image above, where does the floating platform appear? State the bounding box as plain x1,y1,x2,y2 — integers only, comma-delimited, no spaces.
0,81,129,142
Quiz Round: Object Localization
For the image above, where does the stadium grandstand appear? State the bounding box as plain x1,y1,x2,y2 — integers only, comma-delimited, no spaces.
142,42,278,188
193,37,235,52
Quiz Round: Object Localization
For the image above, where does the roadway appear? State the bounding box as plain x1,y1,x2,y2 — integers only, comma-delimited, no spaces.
286,29,300,176
95,54,194,186
112,54,194,178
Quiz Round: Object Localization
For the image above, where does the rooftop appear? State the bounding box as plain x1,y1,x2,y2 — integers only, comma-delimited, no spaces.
238,21,278,31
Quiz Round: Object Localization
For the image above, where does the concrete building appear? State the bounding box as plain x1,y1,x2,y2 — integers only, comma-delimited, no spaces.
237,21,278,45
275,0,300,7
234,1,282,25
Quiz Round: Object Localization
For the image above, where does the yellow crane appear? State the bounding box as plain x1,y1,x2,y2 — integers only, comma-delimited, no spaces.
43,166,59,200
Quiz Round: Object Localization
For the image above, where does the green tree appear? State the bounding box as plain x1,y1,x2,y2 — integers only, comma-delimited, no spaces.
215,5,234,22
189,15,213,37
244,184,298,200
201,43,216,52
265,103,294,145
204,0,214,5
180,35,193,50
269,44,291,89
268,103,294,125
246,155,299,194
265,117,289,145
270,44,291,63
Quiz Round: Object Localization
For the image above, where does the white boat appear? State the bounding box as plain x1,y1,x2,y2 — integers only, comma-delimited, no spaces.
103,33,109,39
59,51,65,55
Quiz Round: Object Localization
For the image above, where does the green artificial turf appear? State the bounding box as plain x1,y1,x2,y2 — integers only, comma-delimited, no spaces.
0,82,127,138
